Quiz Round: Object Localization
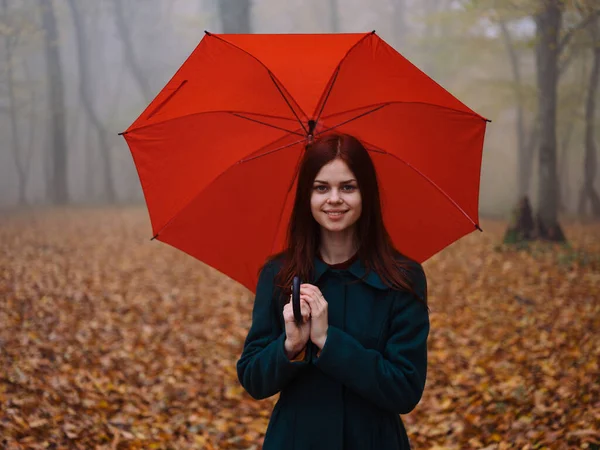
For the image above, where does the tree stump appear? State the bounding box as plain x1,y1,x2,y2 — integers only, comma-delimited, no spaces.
503,196,535,244
534,211,566,241
503,195,567,243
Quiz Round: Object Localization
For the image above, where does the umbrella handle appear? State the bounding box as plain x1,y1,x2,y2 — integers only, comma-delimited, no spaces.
292,276,302,325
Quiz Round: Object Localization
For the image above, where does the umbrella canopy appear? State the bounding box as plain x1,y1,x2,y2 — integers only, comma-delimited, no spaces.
121,31,488,292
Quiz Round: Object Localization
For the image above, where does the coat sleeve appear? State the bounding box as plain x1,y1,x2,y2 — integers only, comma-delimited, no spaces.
236,261,310,400
313,263,429,414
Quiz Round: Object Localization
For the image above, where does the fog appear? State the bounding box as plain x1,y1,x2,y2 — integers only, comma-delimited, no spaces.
1,0,599,220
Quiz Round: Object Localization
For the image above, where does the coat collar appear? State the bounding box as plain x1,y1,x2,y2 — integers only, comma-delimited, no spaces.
311,256,388,290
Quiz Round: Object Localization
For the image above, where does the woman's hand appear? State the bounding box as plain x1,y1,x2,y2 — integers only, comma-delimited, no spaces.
283,295,311,358
300,283,329,350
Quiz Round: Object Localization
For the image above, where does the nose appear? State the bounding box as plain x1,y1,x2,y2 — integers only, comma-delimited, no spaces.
327,189,343,204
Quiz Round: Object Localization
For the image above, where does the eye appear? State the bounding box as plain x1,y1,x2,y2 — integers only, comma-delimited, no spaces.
342,185,357,192
314,185,328,192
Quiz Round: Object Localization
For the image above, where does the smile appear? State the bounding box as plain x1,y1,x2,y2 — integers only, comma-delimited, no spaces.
325,211,348,217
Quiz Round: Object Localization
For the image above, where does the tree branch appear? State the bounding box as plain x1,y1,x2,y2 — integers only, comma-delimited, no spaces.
558,9,600,55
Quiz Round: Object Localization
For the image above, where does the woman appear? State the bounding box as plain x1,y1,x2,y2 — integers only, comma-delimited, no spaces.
236,132,430,450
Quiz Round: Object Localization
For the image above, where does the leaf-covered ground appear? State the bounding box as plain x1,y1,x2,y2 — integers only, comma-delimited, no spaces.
0,207,598,450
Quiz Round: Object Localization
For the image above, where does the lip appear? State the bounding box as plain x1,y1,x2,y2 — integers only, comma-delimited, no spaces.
323,210,348,221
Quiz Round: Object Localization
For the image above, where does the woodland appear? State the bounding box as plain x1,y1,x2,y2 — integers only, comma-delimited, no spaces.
1,0,599,449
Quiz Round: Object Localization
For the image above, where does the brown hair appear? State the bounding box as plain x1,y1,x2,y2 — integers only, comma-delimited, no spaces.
264,132,428,311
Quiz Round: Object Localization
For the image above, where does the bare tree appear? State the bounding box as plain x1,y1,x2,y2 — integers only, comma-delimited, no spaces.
534,0,566,240
498,19,538,200
111,0,152,103
217,0,251,33
558,114,576,214
557,52,588,214
533,3,600,236
495,3,598,224
66,0,116,202
578,13,600,217
2,0,26,203
38,0,68,204
20,58,37,204
329,0,339,32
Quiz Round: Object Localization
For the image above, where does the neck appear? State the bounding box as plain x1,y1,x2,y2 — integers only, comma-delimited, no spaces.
318,227,358,265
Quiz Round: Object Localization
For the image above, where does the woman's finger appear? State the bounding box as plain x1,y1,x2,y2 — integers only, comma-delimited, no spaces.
299,295,312,313
315,290,326,306
300,293,313,304
301,294,320,315
308,286,325,306
300,299,310,315
300,284,321,298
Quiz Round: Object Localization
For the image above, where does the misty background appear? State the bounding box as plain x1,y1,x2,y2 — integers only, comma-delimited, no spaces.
1,0,599,221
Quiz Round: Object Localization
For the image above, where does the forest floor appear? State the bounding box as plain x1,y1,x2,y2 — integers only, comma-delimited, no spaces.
0,206,598,450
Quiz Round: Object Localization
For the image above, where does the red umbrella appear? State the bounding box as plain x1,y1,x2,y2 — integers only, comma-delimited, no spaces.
121,31,489,292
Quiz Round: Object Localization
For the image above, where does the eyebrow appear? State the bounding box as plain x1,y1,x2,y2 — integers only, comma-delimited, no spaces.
314,179,357,184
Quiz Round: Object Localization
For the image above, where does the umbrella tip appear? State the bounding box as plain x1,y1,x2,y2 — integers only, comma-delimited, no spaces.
204,30,212,36
150,234,159,241
475,224,483,232
371,30,376,34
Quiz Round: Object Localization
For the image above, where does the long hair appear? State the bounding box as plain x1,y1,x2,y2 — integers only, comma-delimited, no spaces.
264,132,428,312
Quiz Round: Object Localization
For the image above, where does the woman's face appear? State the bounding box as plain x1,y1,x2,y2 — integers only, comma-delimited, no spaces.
310,158,362,233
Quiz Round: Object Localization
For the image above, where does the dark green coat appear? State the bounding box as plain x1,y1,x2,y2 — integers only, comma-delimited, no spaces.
236,254,429,450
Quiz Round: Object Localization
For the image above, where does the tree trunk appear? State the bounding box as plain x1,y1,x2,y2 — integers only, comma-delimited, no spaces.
498,20,531,199
39,0,68,204
503,196,535,243
329,0,339,32
578,15,600,218
522,119,538,199
85,121,95,199
2,0,27,204
22,59,37,205
558,118,575,214
534,0,565,241
66,0,116,202
217,0,251,33
559,52,588,215
112,0,153,103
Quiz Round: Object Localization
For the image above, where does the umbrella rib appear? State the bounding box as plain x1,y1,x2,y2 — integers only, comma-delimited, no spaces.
361,138,482,232
320,101,488,123
267,72,308,135
150,130,306,241
238,135,308,164
207,34,309,136
314,65,340,126
124,100,484,137
145,79,188,120
313,31,375,123
317,101,484,231
123,110,299,135
230,113,304,136
240,112,299,121
316,103,390,135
